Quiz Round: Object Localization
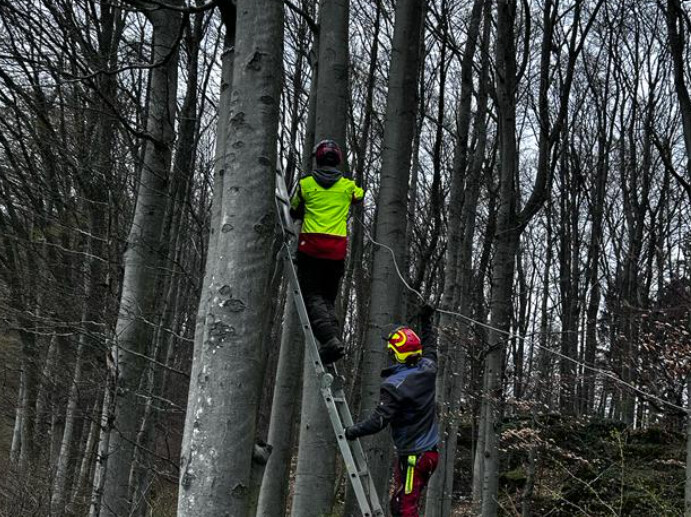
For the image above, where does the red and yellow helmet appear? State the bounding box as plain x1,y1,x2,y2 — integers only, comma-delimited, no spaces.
386,327,422,364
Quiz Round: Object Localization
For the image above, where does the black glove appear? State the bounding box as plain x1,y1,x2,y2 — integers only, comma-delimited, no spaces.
344,426,357,441
418,302,435,320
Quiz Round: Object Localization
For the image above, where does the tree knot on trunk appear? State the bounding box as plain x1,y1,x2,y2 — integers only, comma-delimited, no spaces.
254,212,274,236
181,469,196,488
217,286,246,313
230,482,248,498
246,50,266,71
209,320,237,340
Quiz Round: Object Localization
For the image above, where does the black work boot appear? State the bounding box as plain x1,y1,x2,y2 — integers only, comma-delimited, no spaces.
319,336,345,365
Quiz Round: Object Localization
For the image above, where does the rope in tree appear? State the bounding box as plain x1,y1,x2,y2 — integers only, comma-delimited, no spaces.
354,215,689,415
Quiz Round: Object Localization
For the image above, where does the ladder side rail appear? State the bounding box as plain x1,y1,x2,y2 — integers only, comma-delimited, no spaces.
281,250,376,516
332,386,384,516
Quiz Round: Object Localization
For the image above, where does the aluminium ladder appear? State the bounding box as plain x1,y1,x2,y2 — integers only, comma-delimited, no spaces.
274,166,384,517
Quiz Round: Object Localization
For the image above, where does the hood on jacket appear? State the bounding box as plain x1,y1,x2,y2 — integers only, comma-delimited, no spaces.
311,166,342,188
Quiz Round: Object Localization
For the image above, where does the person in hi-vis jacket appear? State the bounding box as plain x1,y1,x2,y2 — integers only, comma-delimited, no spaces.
290,139,363,364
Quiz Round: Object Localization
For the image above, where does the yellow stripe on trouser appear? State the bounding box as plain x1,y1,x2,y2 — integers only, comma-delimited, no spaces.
405,455,417,494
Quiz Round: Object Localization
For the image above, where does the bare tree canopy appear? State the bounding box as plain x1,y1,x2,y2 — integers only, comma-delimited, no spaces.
1,1,691,516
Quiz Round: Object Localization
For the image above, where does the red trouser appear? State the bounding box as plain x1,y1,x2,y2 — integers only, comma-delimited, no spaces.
390,450,439,517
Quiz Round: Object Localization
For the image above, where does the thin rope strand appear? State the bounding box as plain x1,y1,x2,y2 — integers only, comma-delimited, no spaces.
354,215,688,414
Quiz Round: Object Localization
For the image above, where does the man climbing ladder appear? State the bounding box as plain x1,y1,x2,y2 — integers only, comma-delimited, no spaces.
290,139,363,364
276,157,382,517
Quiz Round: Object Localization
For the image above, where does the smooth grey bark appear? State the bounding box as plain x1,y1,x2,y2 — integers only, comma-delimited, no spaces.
10,377,23,463
18,327,38,471
257,13,315,512
425,3,487,515
176,0,284,515
129,14,206,512
89,381,116,517
71,399,101,509
666,0,691,177
249,442,273,517
51,335,85,516
478,2,520,514
291,1,350,516
353,0,425,510
99,4,182,515
256,299,305,517
33,333,57,447
313,0,349,146
184,10,236,464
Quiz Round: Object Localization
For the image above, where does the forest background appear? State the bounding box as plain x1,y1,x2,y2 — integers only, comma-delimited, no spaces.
1,1,691,516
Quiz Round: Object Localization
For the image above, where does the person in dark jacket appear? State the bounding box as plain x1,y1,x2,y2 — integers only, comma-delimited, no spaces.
290,139,364,364
345,305,439,517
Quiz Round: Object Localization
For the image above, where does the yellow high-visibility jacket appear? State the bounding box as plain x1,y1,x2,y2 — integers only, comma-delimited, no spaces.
290,172,364,260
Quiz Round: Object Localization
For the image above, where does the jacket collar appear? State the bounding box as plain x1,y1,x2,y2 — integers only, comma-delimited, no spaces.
381,363,408,378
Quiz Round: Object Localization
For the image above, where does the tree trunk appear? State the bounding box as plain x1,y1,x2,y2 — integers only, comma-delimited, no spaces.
71,399,102,509
686,377,691,516
18,325,39,471
89,380,116,517
350,1,425,511
256,298,305,517
176,0,283,514
257,9,316,512
33,333,57,448
666,0,691,176
10,376,23,464
99,5,182,515
479,2,520,514
184,9,236,467
425,1,486,514
51,336,85,516
291,1,350,515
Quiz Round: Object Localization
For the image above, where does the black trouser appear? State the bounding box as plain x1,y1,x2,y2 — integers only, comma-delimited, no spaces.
296,252,345,344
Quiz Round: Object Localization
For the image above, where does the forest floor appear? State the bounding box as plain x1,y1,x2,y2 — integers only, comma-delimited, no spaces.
0,328,686,517
452,415,686,516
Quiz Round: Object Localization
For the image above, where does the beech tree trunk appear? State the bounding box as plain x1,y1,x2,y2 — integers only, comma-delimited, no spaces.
666,0,691,176
71,399,101,509
352,0,425,511
98,4,182,515
256,299,305,517
177,0,283,515
257,9,315,513
291,1,349,516
425,3,487,515
184,5,236,465
478,2,520,514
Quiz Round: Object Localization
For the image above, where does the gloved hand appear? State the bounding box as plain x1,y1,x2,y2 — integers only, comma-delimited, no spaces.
344,426,357,441
418,302,435,320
